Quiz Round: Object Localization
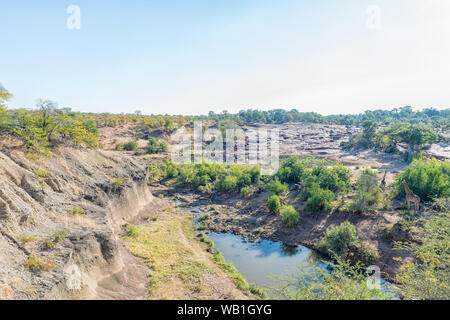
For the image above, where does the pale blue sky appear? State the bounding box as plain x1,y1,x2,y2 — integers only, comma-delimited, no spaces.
1,0,449,115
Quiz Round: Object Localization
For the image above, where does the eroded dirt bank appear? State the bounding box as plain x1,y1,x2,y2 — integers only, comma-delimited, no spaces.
0,140,152,299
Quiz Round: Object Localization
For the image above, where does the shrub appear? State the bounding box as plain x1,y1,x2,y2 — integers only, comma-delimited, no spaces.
394,158,449,202
280,205,299,228
170,162,262,195
311,165,350,194
317,222,358,257
306,187,334,212
148,162,163,181
67,207,85,216
267,178,289,196
123,139,138,151
23,254,54,271
267,194,281,213
146,138,167,154
277,156,307,183
126,224,140,238
18,235,39,244
34,168,49,191
198,183,214,194
240,186,251,198
237,173,252,189
113,178,125,187
52,229,69,243
215,175,238,192
162,160,179,178
350,169,383,213
249,165,261,183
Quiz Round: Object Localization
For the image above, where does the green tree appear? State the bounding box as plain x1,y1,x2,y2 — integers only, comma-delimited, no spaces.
391,123,438,161
360,120,377,148
267,194,281,213
350,169,382,213
123,139,138,151
317,222,359,257
146,137,167,153
267,178,289,196
305,186,334,212
280,205,299,227
0,84,12,129
394,158,449,202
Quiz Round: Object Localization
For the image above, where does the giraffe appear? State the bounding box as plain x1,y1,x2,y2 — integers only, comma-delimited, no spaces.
380,170,387,191
402,179,420,212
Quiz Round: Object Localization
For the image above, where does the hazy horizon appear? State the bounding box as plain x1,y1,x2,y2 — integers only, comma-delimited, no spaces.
1,0,450,116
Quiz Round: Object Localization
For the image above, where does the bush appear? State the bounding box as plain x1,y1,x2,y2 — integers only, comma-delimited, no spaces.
310,165,350,194
394,158,449,202
18,235,39,244
318,222,358,257
240,186,251,198
277,156,307,183
237,173,252,189
23,254,54,271
280,205,299,228
146,138,168,154
162,160,179,178
267,178,289,196
123,139,138,151
67,207,85,216
170,162,262,195
148,162,163,182
113,177,125,187
52,229,69,243
306,186,334,212
198,183,214,194
267,194,281,213
215,175,238,192
249,165,261,183
126,224,140,238
350,169,383,212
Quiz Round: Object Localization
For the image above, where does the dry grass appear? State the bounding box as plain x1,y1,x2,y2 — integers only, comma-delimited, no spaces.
123,209,249,300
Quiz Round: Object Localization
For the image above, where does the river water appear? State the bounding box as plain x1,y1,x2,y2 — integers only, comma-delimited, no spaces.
179,203,397,298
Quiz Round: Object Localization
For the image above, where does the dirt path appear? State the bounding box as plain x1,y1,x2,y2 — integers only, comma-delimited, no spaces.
94,243,149,300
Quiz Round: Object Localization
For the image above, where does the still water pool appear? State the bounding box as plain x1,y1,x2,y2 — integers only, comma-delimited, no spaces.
179,203,397,297
208,232,324,288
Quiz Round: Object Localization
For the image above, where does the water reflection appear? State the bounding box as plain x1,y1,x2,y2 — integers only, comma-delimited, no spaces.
207,233,319,288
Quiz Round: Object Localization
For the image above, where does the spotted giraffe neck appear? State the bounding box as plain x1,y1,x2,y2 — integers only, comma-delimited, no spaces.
402,180,413,195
